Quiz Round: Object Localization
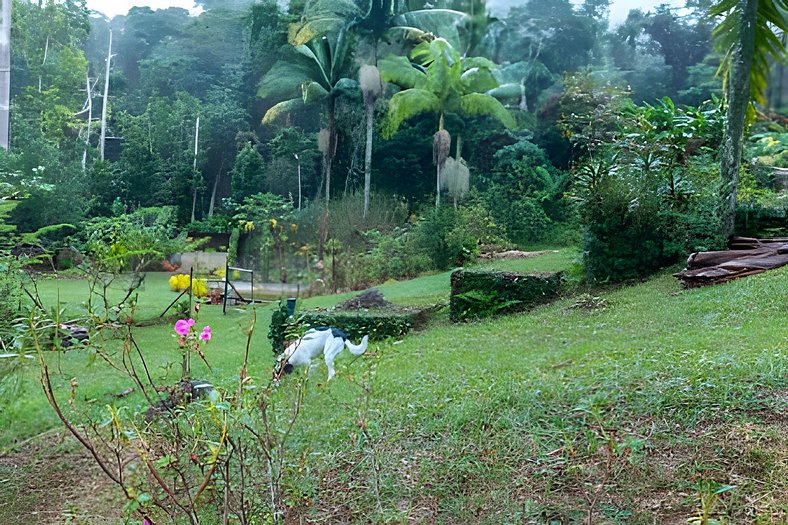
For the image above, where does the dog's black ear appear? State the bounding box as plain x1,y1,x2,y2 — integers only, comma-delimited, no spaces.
284,363,294,374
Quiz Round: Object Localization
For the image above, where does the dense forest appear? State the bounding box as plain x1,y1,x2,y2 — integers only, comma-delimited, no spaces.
2,0,787,286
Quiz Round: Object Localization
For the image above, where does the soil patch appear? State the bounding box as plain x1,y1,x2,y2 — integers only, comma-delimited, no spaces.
0,431,122,525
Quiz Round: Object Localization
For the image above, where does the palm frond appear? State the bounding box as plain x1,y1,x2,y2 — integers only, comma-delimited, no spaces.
379,54,424,88
486,83,523,101
257,56,323,102
382,88,440,138
711,0,788,104
289,17,348,46
262,98,304,125
302,81,330,104
288,0,364,44
460,67,499,94
392,9,469,51
459,93,516,129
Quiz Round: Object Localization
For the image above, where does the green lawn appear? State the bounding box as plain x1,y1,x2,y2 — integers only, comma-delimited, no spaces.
2,248,788,524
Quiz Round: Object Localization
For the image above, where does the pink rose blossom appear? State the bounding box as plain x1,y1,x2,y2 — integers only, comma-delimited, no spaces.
174,319,191,336
187,318,196,327
200,326,212,342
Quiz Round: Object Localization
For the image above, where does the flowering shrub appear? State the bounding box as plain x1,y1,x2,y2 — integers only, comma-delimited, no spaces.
174,317,212,379
168,274,209,297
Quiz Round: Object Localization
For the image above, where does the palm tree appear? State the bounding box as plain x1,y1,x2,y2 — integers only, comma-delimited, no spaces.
359,64,382,218
289,0,472,53
710,0,787,238
380,37,515,207
258,29,358,202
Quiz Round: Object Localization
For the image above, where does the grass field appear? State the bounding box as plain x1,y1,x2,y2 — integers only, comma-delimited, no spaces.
2,247,788,524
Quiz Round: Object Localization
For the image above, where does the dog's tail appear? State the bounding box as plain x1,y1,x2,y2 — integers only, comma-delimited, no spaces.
345,334,369,355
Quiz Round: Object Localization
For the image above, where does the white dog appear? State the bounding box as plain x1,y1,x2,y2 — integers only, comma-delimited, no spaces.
275,327,369,381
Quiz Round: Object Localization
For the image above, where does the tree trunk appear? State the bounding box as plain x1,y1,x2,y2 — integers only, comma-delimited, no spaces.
208,156,225,218
38,35,49,93
363,101,374,218
720,0,757,239
296,155,302,210
326,96,336,202
436,113,445,208
99,30,113,161
0,0,11,151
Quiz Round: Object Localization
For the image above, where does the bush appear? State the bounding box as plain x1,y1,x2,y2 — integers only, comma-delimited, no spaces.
478,135,571,244
407,206,488,270
450,269,562,321
570,97,727,282
0,251,23,338
82,207,192,273
168,274,208,297
269,306,413,355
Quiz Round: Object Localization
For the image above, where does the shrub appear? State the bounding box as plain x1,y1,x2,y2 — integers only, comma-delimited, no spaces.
168,274,208,297
450,269,562,321
0,251,23,338
82,207,191,273
478,135,571,244
269,307,413,355
570,97,727,282
406,206,483,270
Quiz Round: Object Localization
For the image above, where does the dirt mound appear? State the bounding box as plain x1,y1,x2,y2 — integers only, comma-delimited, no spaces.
337,288,394,310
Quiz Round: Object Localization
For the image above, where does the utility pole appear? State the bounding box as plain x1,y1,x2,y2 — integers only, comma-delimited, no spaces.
294,153,302,210
82,73,95,171
99,30,113,160
190,116,200,223
0,0,11,150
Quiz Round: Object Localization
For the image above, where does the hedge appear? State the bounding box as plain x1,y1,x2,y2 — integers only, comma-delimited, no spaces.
450,269,561,321
268,303,414,355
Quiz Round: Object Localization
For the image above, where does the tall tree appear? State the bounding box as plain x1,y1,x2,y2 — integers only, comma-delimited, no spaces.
711,0,787,237
359,64,381,218
258,29,358,202
380,38,515,207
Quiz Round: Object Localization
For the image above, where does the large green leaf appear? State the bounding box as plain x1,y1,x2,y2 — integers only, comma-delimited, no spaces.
295,43,332,87
392,9,469,50
382,88,440,138
461,56,497,71
379,54,425,88
262,98,304,124
301,81,330,103
459,93,516,129
332,77,361,99
258,57,323,102
711,0,788,104
486,83,523,101
288,0,362,44
460,67,499,93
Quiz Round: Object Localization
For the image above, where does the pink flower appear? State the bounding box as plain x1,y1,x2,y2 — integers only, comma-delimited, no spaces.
174,319,191,336
200,326,212,342
187,318,196,327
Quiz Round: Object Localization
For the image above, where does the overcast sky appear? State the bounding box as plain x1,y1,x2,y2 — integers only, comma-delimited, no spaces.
85,0,686,25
